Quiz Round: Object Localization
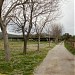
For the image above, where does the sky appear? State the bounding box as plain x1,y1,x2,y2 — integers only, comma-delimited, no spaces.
74,1,75,35
8,0,75,35
60,0,74,35
0,0,74,35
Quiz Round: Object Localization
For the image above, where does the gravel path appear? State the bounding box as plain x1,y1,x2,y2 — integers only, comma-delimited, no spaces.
34,42,75,75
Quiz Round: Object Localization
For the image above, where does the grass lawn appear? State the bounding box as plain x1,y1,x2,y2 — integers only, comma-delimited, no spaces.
64,41,75,55
0,40,55,75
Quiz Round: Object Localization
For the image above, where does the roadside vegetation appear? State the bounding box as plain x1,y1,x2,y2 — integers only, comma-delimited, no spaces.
64,41,75,55
63,33,75,55
0,40,55,75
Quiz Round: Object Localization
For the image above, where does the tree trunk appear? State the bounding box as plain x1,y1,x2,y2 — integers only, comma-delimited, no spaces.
49,34,50,47
37,34,40,51
23,37,27,54
22,27,28,54
2,27,10,61
0,0,10,61
55,37,58,43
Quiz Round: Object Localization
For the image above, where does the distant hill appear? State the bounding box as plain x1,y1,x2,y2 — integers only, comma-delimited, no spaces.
0,32,22,39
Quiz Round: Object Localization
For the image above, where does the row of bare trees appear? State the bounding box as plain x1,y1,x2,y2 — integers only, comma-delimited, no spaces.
0,0,62,61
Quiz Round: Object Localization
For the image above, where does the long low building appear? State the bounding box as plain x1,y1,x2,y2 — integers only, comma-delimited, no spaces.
0,32,56,41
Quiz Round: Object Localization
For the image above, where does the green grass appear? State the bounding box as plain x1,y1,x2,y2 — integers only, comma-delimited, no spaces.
64,41,75,55
0,40,55,75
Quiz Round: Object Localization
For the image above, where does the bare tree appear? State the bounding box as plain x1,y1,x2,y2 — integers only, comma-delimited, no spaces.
33,0,61,50
10,0,61,53
10,0,34,54
34,12,59,50
45,25,52,47
51,23,63,43
34,14,50,51
0,0,28,61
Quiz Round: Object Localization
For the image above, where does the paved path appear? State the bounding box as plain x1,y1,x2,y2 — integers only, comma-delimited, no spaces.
34,43,75,75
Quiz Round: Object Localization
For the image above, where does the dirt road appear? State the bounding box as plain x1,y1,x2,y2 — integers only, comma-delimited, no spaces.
34,43,75,75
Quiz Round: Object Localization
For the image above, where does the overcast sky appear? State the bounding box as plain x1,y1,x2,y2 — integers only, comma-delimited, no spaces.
7,0,75,35
0,0,74,35
60,0,74,35
74,1,75,35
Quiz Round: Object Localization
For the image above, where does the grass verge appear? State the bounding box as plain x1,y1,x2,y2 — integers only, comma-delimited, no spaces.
0,41,55,75
64,41,75,55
